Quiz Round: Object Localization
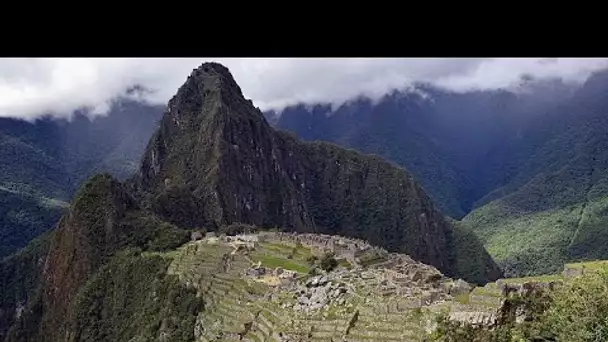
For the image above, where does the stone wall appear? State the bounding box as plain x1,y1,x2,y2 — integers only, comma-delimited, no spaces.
495,279,563,298
264,232,375,263
562,265,584,278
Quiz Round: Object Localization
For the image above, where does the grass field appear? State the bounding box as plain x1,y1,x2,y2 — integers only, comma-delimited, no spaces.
250,254,309,273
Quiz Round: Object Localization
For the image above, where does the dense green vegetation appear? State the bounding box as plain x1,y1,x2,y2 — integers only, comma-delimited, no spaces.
430,265,608,342
1,173,194,342
464,202,577,277
448,219,502,285
318,252,339,272
0,231,52,340
56,173,190,270
465,101,608,276
0,188,66,258
67,249,202,342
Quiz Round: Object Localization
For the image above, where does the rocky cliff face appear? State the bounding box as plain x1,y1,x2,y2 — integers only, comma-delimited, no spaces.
136,62,501,280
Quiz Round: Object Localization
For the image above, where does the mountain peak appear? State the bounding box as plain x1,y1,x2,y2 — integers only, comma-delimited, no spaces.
134,63,502,283
194,61,234,78
137,62,268,200
190,62,240,91
167,62,247,113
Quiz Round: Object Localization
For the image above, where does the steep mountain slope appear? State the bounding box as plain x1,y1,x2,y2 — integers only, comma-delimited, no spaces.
2,174,194,342
0,99,163,257
0,231,52,341
135,62,501,281
0,188,66,260
273,97,469,219
272,81,575,219
464,70,608,277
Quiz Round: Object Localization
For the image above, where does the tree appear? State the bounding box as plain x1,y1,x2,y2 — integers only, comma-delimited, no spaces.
306,255,318,266
319,252,338,272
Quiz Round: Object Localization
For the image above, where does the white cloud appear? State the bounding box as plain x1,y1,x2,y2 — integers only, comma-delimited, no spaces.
0,58,606,120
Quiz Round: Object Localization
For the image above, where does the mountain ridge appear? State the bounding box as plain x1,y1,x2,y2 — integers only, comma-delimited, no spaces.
133,62,501,280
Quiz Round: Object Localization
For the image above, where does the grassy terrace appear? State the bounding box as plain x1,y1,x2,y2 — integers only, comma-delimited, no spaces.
261,241,313,259
565,259,608,269
167,237,529,342
248,241,312,274
501,273,563,284
470,273,562,300
249,254,309,273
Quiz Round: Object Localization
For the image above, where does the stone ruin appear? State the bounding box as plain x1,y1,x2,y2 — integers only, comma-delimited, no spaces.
366,252,471,303
264,232,377,264
224,234,259,252
224,234,259,243
190,231,203,241
560,262,604,278
496,279,563,298
181,231,517,338
563,266,584,278
245,263,298,287
286,275,350,312
260,231,474,309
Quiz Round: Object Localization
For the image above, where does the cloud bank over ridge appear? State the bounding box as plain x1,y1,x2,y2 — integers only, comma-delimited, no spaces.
1,58,607,120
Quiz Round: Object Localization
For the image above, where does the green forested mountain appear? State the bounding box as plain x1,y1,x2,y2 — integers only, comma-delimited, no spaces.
134,63,500,282
273,81,575,219
0,174,196,341
463,71,608,276
272,72,608,277
0,63,502,341
0,99,163,257
5,60,608,341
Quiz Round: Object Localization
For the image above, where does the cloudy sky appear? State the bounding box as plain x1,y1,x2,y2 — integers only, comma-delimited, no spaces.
1,58,607,120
